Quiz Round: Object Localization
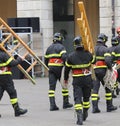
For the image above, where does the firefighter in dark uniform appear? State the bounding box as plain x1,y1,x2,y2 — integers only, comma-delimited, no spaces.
112,37,120,95
0,46,27,117
109,36,120,98
44,32,73,111
64,36,95,125
91,33,117,113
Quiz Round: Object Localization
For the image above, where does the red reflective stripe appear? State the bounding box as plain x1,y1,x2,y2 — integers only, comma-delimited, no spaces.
95,61,106,66
72,69,83,74
72,69,90,75
116,60,120,64
49,58,63,63
0,67,10,71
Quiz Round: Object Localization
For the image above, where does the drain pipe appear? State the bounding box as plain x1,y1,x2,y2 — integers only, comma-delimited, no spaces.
111,0,115,37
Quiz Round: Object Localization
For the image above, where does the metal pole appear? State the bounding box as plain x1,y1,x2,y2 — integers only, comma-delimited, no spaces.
112,0,115,37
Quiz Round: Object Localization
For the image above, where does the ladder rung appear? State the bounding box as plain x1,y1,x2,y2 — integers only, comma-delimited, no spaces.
26,60,37,73
23,52,29,58
10,43,21,54
1,34,12,45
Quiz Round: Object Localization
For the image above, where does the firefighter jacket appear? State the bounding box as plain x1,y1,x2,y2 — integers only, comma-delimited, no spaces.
112,43,120,64
64,48,95,80
108,45,117,64
0,49,22,75
116,36,120,44
94,43,112,70
44,41,67,75
109,46,116,53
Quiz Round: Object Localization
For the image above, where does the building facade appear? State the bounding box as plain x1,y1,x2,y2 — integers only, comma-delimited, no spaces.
0,0,120,54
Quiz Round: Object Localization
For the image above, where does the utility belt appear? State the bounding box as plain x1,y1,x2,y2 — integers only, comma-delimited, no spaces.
49,58,63,64
95,61,106,66
0,67,11,74
72,68,91,76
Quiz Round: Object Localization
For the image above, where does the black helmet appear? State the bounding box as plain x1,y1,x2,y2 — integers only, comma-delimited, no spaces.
111,36,119,46
97,33,108,43
73,36,83,49
53,32,64,43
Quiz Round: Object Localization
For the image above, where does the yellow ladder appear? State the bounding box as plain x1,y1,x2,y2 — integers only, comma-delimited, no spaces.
77,2,96,80
0,17,49,85
77,2,94,54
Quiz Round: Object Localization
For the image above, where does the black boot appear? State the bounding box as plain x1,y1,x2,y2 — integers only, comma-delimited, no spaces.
92,100,101,113
83,109,88,121
112,91,117,98
63,96,73,109
12,103,28,117
76,110,83,125
49,97,59,111
106,100,117,112
116,87,120,95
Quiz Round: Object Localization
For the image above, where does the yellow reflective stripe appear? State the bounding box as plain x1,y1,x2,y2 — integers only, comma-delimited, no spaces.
94,66,107,69
112,52,115,56
91,94,98,97
96,56,105,60
74,104,82,110
91,98,98,101
83,102,89,105
49,90,55,97
62,89,69,96
71,63,91,68
83,103,90,108
48,63,64,66
105,93,112,97
72,74,85,77
0,57,13,67
49,94,55,97
104,53,111,57
49,90,55,93
66,62,91,68
111,51,120,57
45,53,62,58
10,98,18,104
106,97,112,100
105,93,112,100
60,50,66,55
62,89,68,92
65,61,72,67
0,71,12,75
62,93,69,96
91,94,98,101
113,53,120,57
83,105,90,108
92,55,95,63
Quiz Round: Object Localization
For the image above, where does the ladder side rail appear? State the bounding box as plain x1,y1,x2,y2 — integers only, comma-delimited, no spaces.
0,44,35,84
0,18,49,71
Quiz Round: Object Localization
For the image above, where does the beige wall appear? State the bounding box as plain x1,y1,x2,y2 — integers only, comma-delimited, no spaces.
0,0,17,22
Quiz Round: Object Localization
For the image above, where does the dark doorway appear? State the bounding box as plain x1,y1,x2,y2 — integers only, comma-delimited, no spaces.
53,0,74,53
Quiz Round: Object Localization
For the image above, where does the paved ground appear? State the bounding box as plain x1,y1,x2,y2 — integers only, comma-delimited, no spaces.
0,77,120,126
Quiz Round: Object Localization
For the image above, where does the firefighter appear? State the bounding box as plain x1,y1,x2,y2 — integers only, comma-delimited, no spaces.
91,33,117,113
0,46,27,117
64,36,95,125
44,32,73,111
109,36,120,98
111,37,120,96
